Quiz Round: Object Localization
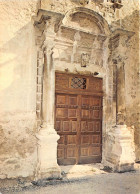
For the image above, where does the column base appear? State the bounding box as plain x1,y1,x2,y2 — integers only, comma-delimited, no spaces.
35,166,61,181
34,125,61,181
103,125,135,172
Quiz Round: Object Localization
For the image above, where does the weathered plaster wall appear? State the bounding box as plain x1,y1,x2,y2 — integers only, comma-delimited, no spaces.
121,11,140,161
0,0,40,178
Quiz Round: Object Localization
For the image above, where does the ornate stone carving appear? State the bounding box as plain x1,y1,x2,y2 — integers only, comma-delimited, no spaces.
79,0,89,5
71,0,89,6
103,0,123,10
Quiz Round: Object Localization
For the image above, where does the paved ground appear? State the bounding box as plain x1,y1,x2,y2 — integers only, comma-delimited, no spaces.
0,164,140,194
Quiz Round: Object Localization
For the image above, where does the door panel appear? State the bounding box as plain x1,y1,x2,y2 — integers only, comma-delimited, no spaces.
79,95,102,164
56,93,79,165
55,73,102,165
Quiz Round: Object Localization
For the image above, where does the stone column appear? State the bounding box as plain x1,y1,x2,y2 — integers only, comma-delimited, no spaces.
42,42,55,129
104,31,135,172
35,20,61,181
111,60,135,172
116,62,126,125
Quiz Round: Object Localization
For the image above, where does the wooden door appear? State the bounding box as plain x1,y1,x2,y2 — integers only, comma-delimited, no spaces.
55,73,103,165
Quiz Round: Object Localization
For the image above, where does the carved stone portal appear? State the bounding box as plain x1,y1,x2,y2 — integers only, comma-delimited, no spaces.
34,8,135,181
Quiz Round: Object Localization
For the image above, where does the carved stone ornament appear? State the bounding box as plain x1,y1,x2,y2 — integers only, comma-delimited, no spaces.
71,0,89,5
79,0,89,5
81,53,90,67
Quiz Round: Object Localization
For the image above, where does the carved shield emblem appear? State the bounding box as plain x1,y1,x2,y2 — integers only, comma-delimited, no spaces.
81,53,90,67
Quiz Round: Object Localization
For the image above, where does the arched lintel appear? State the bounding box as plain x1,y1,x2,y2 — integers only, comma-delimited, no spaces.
62,7,110,36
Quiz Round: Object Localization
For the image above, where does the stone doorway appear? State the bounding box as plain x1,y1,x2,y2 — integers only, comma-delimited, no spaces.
33,8,136,180
55,73,103,165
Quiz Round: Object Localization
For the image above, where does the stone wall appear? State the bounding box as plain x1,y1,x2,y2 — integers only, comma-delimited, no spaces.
0,0,40,179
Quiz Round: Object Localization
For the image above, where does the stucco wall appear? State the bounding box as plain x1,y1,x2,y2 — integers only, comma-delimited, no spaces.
0,0,39,179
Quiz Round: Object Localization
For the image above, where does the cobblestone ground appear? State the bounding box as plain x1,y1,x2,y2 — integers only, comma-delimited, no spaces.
1,171,140,194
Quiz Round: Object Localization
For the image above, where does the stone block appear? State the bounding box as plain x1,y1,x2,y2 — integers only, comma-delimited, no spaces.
35,126,61,181
103,125,136,172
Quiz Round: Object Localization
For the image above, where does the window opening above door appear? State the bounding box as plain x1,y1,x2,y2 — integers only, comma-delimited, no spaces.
71,77,87,89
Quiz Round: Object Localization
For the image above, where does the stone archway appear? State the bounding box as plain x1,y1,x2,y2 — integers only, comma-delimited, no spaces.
62,7,110,35
33,7,135,181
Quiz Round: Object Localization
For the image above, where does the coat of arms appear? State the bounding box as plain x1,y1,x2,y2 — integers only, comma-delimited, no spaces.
81,53,90,67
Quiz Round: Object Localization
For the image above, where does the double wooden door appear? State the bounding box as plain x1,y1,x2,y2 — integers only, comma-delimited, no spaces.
55,73,103,165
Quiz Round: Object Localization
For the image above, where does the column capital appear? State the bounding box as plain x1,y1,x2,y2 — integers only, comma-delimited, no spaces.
110,29,135,50
34,9,64,32
43,40,55,56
